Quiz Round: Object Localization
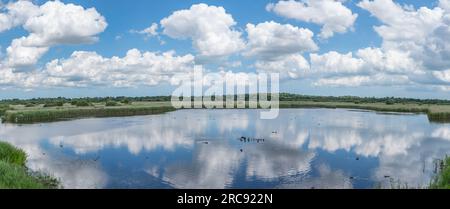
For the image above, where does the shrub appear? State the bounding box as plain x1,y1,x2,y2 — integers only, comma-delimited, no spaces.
105,101,119,107
72,101,91,107
25,103,36,107
0,105,9,116
43,102,64,108
385,100,395,105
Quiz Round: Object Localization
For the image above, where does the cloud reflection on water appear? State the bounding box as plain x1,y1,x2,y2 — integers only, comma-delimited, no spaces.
1,109,450,188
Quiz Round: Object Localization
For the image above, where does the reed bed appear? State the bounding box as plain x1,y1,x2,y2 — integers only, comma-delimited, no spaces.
3,105,175,124
279,101,450,123
280,101,430,112
430,157,450,189
3,100,450,123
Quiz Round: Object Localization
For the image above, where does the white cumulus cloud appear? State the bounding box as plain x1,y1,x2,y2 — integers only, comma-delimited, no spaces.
311,51,365,75
313,74,410,87
358,0,443,52
131,23,159,37
160,3,245,59
42,49,196,88
300,0,450,89
255,54,310,79
2,0,107,68
267,0,358,39
0,0,39,33
244,21,318,59
355,0,450,89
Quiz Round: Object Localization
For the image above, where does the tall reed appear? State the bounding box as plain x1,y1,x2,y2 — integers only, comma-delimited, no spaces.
3,106,176,123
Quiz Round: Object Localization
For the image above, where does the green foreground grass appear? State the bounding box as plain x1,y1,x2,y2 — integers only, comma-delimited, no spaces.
430,157,450,189
0,142,58,189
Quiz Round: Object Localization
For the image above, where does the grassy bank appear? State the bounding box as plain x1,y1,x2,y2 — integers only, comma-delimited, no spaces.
0,141,58,189
2,103,175,124
3,101,450,123
279,101,450,123
279,101,429,113
430,157,450,189
2,94,450,123
0,105,10,116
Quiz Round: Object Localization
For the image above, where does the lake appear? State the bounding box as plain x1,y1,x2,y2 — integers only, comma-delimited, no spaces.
1,108,450,189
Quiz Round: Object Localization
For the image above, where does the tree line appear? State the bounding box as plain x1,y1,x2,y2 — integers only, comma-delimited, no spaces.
1,93,450,106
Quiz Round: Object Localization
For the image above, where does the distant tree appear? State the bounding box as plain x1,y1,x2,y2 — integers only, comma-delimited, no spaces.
106,101,119,106
43,101,64,107
74,101,91,107
385,100,395,105
0,105,10,116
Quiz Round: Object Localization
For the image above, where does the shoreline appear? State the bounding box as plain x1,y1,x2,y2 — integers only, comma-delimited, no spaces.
0,141,59,189
2,101,450,124
2,105,176,124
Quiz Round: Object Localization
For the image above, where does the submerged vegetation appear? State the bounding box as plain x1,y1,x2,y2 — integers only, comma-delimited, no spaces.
0,141,59,189
1,93,450,123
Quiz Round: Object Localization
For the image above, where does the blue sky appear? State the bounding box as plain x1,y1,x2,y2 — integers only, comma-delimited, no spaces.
1,0,450,99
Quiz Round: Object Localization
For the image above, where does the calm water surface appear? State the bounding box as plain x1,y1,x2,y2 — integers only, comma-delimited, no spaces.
1,109,450,189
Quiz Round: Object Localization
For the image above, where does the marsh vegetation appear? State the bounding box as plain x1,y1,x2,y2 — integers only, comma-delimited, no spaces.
2,104,175,124
0,141,59,189
2,94,450,123
430,157,450,189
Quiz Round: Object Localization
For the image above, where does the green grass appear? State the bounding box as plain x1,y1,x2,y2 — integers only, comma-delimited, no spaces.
430,157,450,189
279,101,429,112
0,105,10,117
0,142,27,166
105,101,120,106
0,161,53,189
0,141,59,189
279,101,450,123
3,99,450,124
